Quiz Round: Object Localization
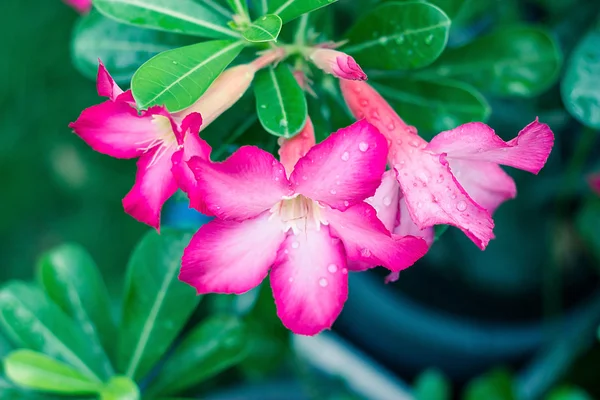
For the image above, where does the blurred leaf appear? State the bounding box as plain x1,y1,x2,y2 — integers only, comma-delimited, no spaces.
344,2,450,70
576,197,600,264
434,225,450,242
3,350,102,395
414,368,451,400
227,0,250,17
93,0,238,39
146,315,248,396
132,40,245,111
37,244,116,371
99,376,140,400
463,368,515,400
242,15,283,42
371,76,490,139
383,0,465,19
117,229,201,381
0,282,107,381
254,64,308,138
561,23,600,129
546,386,593,400
264,0,339,23
0,377,64,400
72,10,196,84
422,26,562,97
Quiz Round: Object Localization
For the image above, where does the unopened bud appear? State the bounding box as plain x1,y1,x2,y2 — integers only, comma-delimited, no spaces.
309,49,367,81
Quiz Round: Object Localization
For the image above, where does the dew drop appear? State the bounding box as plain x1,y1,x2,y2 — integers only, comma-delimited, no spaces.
360,99,369,107
424,34,434,45
409,139,420,147
279,119,288,127
330,189,337,195
291,241,300,249
261,104,267,109
341,152,350,161
172,61,178,65
342,268,348,274
319,278,329,287
417,202,423,209
344,200,350,207
359,142,369,152
327,264,338,273
302,175,308,180
456,201,467,211
387,123,396,131
371,111,380,119
383,196,392,206
396,35,405,44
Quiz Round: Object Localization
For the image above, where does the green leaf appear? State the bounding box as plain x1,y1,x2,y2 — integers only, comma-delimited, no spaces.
117,229,201,381
344,2,451,70
382,0,466,20
100,376,140,400
546,386,594,400
463,368,515,400
242,15,283,42
37,244,116,371
422,26,562,97
146,315,248,396
132,40,245,111
263,0,339,23
0,282,107,382
93,0,239,39
414,368,451,400
254,64,308,138
372,76,490,139
561,23,600,129
71,10,196,84
227,0,250,19
3,350,102,395
434,225,450,242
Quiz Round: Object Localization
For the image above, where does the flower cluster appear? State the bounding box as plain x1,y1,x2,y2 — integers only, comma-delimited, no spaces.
71,49,554,335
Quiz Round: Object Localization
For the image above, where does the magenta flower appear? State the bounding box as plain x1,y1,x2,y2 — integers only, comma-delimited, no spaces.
69,62,210,230
589,173,600,195
309,49,367,81
180,120,428,335
341,80,554,250
63,0,91,13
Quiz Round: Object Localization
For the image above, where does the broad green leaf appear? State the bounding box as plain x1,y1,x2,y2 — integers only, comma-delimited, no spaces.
0,282,107,381
0,376,64,400
382,0,465,19
146,315,248,396
463,368,515,400
93,0,239,39
100,376,140,400
561,24,600,129
263,0,338,23
37,244,116,371
242,15,283,42
254,64,308,138
72,10,196,84
3,350,102,395
118,229,201,381
372,76,490,139
344,2,451,70
132,40,245,111
421,26,561,97
414,368,451,400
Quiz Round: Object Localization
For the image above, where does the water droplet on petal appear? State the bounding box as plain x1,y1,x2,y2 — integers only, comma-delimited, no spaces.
319,278,329,287
341,152,350,161
417,202,423,209
360,99,369,106
342,268,348,274
383,196,392,206
344,200,350,207
456,201,467,212
371,111,380,120
302,175,308,181
387,123,396,131
291,241,300,249
359,142,369,152
409,139,420,147
328,264,338,273
330,189,337,195
360,248,372,257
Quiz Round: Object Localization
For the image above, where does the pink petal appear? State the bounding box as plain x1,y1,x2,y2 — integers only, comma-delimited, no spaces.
187,146,292,221
448,159,516,214
122,144,179,230
63,0,92,13
427,119,554,174
324,203,428,272
180,213,285,294
310,49,367,81
270,226,348,335
97,60,124,101
290,120,388,210
365,170,400,232
69,100,161,159
589,173,600,195
278,117,316,175
394,196,434,246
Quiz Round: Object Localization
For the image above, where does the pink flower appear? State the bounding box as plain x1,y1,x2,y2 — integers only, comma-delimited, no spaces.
69,61,210,230
180,120,428,335
309,49,367,81
589,173,600,195
341,80,554,250
63,0,91,13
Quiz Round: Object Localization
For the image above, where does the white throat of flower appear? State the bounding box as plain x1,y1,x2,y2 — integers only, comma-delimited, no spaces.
135,115,182,167
270,194,328,234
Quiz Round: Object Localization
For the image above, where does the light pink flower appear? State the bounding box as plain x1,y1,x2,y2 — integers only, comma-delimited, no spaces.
70,61,210,230
63,0,91,13
341,80,554,250
180,120,428,335
309,49,367,81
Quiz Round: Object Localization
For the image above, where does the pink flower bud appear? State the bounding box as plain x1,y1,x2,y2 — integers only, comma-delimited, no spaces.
179,64,256,128
309,49,367,81
63,0,92,13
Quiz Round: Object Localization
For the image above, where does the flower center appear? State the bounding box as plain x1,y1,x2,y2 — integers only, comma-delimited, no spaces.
270,195,328,234
139,115,181,167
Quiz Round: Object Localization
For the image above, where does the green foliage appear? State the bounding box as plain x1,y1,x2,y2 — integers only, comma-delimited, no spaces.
463,368,515,400
242,15,283,42
414,368,451,400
